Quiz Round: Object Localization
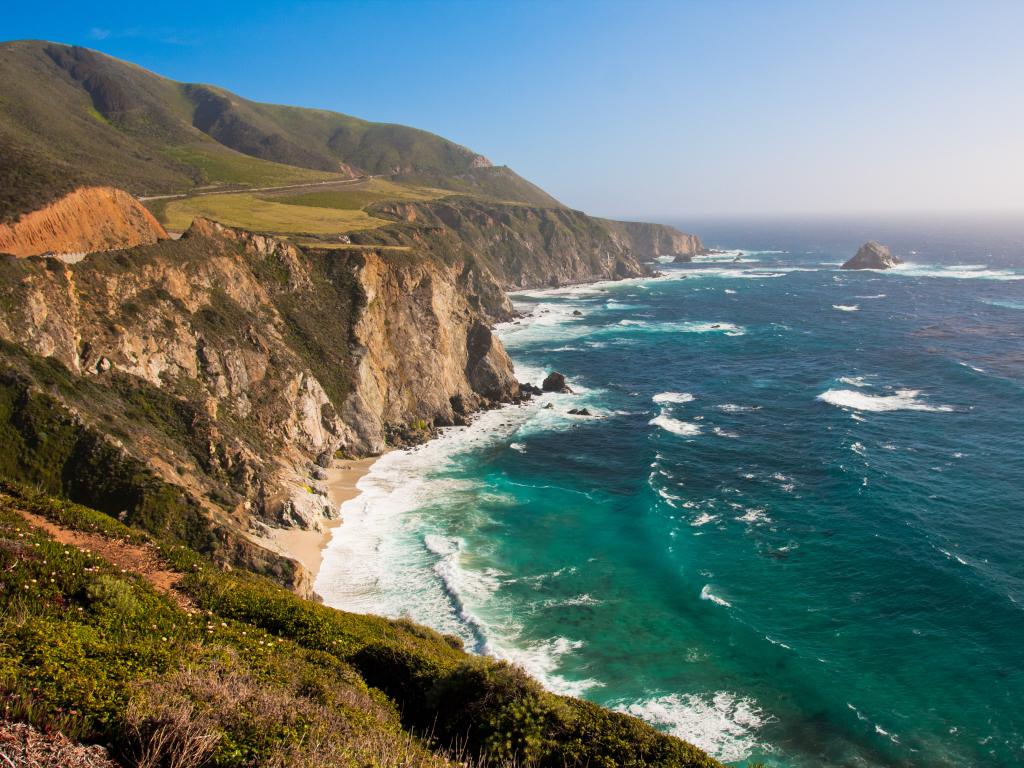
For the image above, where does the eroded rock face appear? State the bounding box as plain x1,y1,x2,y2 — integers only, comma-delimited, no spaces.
0,218,520,591
0,186,167,258
841,241,902,270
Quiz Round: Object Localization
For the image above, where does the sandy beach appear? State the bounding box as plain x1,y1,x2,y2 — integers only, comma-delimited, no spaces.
270,456,378,578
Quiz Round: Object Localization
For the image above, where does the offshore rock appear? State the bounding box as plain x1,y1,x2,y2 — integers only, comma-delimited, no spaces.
542,371,572,393
841,241,902,270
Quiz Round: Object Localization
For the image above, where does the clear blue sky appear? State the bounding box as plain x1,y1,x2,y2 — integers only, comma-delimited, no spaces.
6,0,1023,218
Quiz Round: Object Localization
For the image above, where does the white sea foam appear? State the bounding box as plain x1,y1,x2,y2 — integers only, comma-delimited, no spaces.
716,403,759,413
691,512,719,527
818,388,954,413
887,262,1024,281
700,584,732,607
735,507,771,524
657,487,683,504
653,392,695,404
724,288,737,294
495,636,603,697
713,427,740,438
615,319,746,336
317,396,601,698
855,293,887,299
838,376,870,388
850,442,867,456
616,692,768,762
832,304,860,312
982,298,1024,310
650,413,702,436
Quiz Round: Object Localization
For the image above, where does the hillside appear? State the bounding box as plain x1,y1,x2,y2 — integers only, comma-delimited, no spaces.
0,482,723,768
0,37,719,768
0,40,559,222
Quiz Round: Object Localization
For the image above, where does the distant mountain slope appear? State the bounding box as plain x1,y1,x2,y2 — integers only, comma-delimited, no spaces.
0,40,559,221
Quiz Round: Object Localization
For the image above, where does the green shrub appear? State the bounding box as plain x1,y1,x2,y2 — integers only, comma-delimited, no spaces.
86,575,142,621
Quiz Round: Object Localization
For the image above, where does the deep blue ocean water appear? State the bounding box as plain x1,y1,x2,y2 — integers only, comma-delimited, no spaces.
318,218,1024,767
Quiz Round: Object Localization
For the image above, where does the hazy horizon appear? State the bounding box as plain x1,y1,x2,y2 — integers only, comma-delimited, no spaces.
5,0,1024,219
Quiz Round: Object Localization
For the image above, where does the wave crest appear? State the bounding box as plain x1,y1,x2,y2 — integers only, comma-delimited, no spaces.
615,691,768,762
818,388,953,413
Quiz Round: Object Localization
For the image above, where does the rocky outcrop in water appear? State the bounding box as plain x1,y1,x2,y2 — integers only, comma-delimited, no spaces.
542,371,572,393
841,241,901,270
0,186,167,258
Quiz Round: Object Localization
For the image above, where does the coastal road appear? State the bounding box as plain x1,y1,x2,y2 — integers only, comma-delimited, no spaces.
138,174,383,202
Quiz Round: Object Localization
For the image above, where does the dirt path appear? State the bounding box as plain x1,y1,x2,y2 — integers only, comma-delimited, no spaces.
17,510,195,612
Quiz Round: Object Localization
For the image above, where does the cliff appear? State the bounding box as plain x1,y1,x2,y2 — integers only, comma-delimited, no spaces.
351,198,662,290
0,185,167,257
0,218,521,592
600,218,705,262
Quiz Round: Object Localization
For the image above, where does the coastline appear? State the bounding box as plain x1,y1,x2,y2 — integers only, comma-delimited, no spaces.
269,456,379,578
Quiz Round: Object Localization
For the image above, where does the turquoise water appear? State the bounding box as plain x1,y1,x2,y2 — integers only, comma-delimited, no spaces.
317,224,1024,767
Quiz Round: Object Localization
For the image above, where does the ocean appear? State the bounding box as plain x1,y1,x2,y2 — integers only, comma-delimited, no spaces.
316,216,1024,767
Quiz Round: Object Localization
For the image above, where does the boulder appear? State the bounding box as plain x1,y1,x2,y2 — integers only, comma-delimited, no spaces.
567,408,592,416
841,241,902,270
542,371,572,393
519,382,543,398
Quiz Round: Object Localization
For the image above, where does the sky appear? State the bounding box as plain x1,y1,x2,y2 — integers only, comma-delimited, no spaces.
4,0,1024,218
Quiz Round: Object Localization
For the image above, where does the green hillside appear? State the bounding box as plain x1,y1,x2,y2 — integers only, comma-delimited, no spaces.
0,40,559,222
0,481,723,768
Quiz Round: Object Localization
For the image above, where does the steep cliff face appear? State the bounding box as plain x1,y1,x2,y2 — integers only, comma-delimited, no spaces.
0,219,520,591
354,199,657,291
0,186,168,257
601,218,705,261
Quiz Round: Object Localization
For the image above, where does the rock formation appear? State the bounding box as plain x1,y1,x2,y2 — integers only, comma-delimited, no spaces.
0,186,167,258
542,371,572,393
0,218,521,591
841,241,902,270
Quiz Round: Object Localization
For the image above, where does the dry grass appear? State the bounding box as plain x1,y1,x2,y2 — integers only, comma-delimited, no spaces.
127,651,450,768
0,721,118,768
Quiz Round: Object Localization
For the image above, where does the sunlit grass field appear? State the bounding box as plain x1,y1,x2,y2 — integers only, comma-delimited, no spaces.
160,178,451,234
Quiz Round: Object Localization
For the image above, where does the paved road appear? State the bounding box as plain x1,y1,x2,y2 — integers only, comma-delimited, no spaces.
139,175,381,202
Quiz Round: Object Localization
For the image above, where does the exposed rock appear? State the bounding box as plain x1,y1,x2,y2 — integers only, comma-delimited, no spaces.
841,241,902,270
542,371,572,393
0,186,167,258
543,403,554,410
600,219,705,262
361,200,659,290
572,310,583,316
0,218,524,592
567,408,592,416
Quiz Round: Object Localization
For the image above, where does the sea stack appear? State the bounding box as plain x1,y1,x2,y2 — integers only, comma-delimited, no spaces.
841,241,902,270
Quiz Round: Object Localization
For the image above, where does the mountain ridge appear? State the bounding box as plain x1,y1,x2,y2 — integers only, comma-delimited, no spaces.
0,39,561,220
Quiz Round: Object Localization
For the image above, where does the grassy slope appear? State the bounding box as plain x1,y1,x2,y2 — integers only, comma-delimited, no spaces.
0,40,558,222
160,192,391,234
159,178,451,234
0,482,726,768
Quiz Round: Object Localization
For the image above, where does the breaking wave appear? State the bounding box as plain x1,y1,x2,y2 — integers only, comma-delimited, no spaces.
817,388,954,413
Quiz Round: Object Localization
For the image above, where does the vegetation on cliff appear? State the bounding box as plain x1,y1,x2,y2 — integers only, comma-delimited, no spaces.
0,35,719,768
0,482,724,767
